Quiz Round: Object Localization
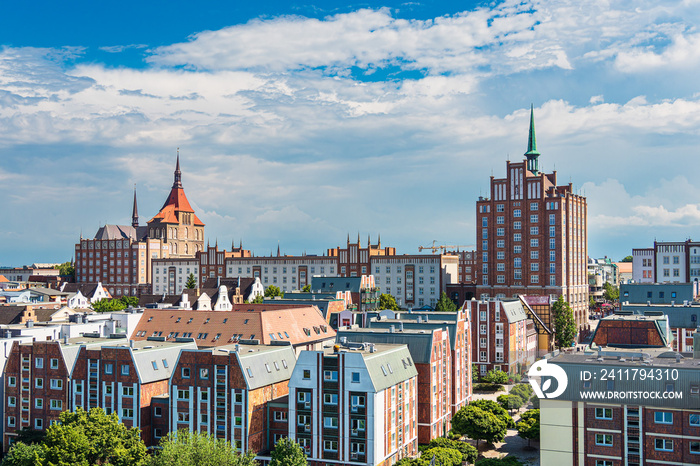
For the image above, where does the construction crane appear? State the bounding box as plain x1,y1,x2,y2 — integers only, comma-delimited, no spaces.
418,240,475,254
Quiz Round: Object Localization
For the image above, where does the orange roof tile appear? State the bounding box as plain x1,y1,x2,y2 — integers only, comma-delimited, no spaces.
132,304,335,348
148,186,205,226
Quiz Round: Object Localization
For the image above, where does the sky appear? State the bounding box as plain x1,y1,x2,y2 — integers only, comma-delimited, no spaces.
1,0,700,266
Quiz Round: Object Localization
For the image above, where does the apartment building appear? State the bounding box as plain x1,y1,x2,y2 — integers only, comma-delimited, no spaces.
540,337,700,466
168,343,296,455
464,298,537,377
288,343,418,466
370,309,473,414
633,240,700,284
336,327,452,443
476,107,589,328
70,338,195,446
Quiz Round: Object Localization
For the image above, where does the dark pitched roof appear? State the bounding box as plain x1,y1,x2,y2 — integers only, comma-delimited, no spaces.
0,305,28,325
94,224,147,241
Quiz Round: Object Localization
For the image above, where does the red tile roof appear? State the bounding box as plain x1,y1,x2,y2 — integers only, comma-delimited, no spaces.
148,186,204,226
132,304,335,348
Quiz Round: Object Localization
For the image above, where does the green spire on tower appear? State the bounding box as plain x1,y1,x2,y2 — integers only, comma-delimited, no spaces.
525,104,540,156
525,104,540,174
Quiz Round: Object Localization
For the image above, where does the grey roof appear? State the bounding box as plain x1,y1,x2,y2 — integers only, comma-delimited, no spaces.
337,328,436,364
501,299,528,323
361,344,418,392
371,314,461,351
131,341,198,384
311,276,362,293
29,287,68,297
621,304,700,330
235,344,297,390
94,224,148,241
59,338,113,374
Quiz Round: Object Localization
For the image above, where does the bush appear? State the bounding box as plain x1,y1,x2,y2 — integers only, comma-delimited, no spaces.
475,458,524,466
497,394,524,414
474,383,506,393
530,394,540,409
483,369,509,385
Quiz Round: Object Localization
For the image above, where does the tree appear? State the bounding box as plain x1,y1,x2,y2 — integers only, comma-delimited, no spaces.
420,448,463,466
483,369,509,385
509,383,534,406
14,427,46,445
603,282,619,302
185,273,197,289
530,394,540,409
427,438,477,464
269,437,308,466
434,292,457,312
497,394,524,414
301,284,311,292
57,261,75,278
452,404,508,447
379,293,399,311
265,285,284,298
120,296,139,308
552,295,576,348
469,399,515,428
251,295,264,304
517,409,540,447
42,407,147,466
472,364,479,382
0,442,43,466
621,255,633,262
149,430,257,466
475,458,524,466
91,298,127,313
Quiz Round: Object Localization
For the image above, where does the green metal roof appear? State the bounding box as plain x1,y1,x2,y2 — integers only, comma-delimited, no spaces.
525,104,540,156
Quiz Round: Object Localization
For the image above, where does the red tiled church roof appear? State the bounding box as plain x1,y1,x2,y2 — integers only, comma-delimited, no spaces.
148,155,205,227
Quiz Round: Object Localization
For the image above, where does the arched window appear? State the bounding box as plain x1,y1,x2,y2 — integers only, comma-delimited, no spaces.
185,244,189,254
185,227,188,239
173,243,178,254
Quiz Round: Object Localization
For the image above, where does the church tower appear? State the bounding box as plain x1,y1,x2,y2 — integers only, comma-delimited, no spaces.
147,153,205,257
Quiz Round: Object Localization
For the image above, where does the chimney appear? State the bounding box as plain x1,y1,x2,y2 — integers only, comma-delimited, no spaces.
676,353,681,363
369,344,375,353
63,335,68,344
398,322,404,332
417,316,422,323
390,325,395,333
234,344,239,353
26,320,34,328
129,340,134,349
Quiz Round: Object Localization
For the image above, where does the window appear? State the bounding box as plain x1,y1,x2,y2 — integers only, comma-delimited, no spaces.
8,376,16,387
323,370,338,382
274,411,288,421
200,368,209,379
530,239,539,247
514,234,521,242
104,363,113,375
50,399,62,410
35,358,43,369
351,395,365,407
182,367,190,378
497,204,504,212
35,378,43,389
496,216,504,224
323,440,338,451
177,389,190,400
50,359,59,369
303,370,311,380
154,406,162,417
513,221,521,230
690,414,700,426
595,434,612,446
514,209,521,217
122,408,134,419
655,412,673,424
50,379,63,390
530,202,538,210
8,417,15,427
121,365,129,376
595,408,612,419
655,438,673,451
496,228,504,237
122,387,134,396
8,396,16,407
351,372,360,383
324,416,339,428
324,393,338,405
35,398,43,408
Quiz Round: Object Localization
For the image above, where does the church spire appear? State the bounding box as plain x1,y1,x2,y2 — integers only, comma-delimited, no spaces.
525,104,540,174
173,148,183,188
131,185,139,228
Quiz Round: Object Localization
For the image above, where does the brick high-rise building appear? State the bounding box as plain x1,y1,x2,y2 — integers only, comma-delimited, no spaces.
476,107,589,328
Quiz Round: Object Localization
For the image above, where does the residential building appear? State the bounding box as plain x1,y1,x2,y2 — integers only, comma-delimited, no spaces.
476,107,589,327
539,338,700,466
288,343,418,466
620,282,699,306
337,327,452,443
130,304,336,354
328,234,397,278
371,309,473,414
310,275,379,313
632,248,655,283
464,298,537,377
168,343,296,455
70,338,196,446
0,266,60,283
458,250,477,284
615,261,632,285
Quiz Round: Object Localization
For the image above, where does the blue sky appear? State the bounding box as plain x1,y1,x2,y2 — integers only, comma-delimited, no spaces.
2,0,700,266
